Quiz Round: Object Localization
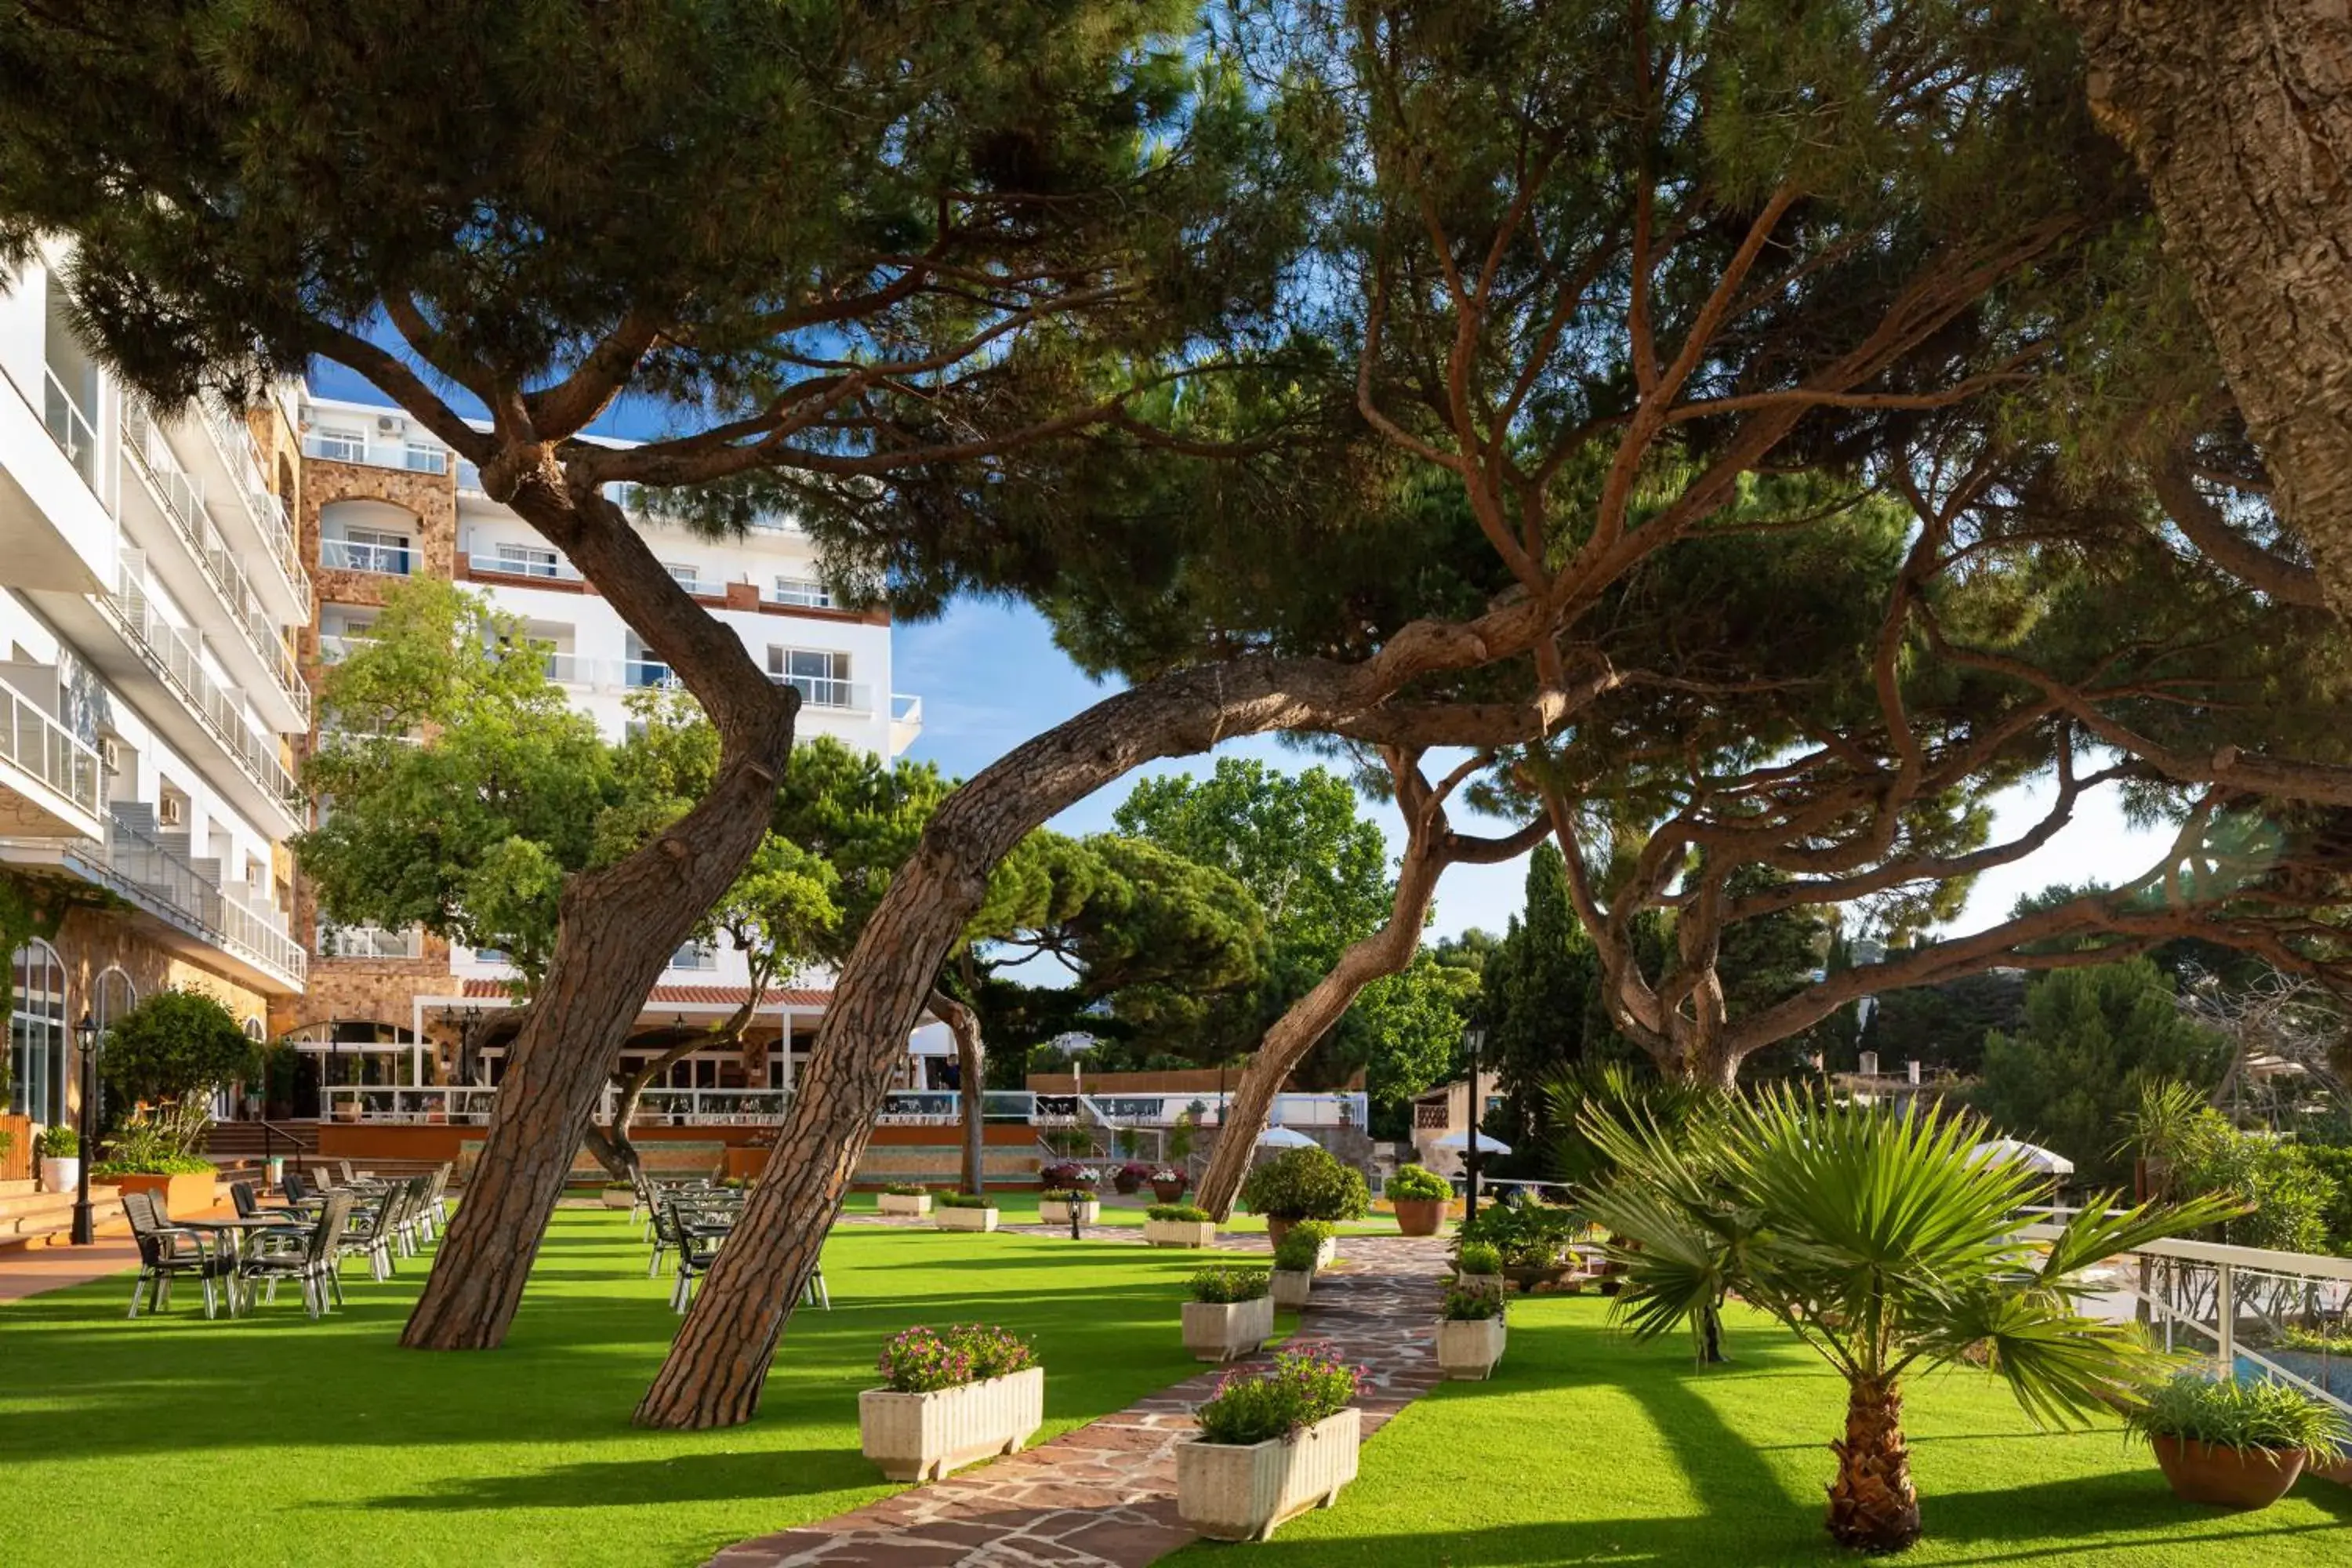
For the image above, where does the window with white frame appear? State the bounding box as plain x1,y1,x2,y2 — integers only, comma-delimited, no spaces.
767,647,854,708
664,562,704,593
771,577,834,608
495,543,562,579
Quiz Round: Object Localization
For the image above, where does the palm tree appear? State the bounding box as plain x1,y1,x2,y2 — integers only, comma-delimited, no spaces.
1578,1088,2239,1552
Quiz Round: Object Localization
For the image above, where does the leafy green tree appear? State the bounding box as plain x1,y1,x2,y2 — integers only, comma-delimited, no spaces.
1857,971,2030,1077
1971,961,2230,1187
1483,844,1603,1148
98,989,261,1153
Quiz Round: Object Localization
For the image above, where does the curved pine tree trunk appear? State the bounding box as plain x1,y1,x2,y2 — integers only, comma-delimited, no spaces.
1825,1375,1919,1551
928,988,986,1192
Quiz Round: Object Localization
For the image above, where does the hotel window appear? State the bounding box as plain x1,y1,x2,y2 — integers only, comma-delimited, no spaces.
767,647,851,707
495,543,563,579
7,939,67,1123
771,577,834,608
664,562,704,593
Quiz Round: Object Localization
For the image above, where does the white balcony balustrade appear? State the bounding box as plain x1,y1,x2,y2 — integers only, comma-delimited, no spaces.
319,537,417,575
0,676,103,835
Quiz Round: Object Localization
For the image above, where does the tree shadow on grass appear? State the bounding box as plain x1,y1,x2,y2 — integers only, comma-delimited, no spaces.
358,1447,882,1512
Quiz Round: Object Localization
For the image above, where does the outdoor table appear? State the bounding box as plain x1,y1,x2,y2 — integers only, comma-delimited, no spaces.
165,1217,309,1316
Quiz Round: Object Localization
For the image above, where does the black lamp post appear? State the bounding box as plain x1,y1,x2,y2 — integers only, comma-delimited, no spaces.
69,1010,99,1246
1463,1025,1486,1224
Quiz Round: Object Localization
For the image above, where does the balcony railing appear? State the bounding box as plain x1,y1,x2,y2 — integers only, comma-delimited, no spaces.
78,809,307,987
543,652,589,684
767,579,835,609
468,551,583,583
670,942,717,971
774,673,869,712
303,432,449,474
891,693,924,726
103,559,303,818
198,398,310,618
318,633,374,664
623,658,682,690
317,921,424,960
0,676,101,822
42,366,99,488
319,538,416,575
122,401,310,726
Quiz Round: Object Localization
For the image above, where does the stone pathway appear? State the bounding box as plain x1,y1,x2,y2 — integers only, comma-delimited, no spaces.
0,1236,141,1302
709,1233,1453,1568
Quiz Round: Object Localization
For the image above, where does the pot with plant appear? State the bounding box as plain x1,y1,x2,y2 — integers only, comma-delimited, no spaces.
1436,1287,1507,1379
933,1192,1001,1232
1178,1342,1364,1541
1113,1160,1152,1196
1183,1265,1276,1362
1454,1240,1505,1301
2126,1372,2347,1508
1385,1163,1453,1236
36,1123,80,1195
601,1181,636,1210
859,1323,1043,1481
1270,1226,1321,1309
1039,1187,1100,1225
1149,1166,1189,1204
1145,1202,1218,1247
1241,1145,1370,1249
1038,1161,1094,1192
878,1182,934,1218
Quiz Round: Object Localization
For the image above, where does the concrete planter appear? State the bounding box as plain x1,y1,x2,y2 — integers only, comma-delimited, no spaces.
1145,1217,1218,1247
601,1188,636,1210
38,1156,79,1194
1436,1316,1507,1380
935,1205,1000,1232
879,1192,933,1217
1182,1294,1276,1362
1178,1407,1361,1541
1040,1198,1101,1225
1271,1268,1313,1310
1454,1270,1504,1301
858,1367,1045,1482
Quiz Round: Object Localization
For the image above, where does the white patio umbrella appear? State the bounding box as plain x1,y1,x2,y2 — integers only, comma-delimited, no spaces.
1432,1129,1512,1156
1257,1125,1320,1149
1966,1137,2075,1177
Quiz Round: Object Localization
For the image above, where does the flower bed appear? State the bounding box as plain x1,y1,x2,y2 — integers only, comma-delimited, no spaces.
1178,1344,1366,1540
859,1325,1044,1481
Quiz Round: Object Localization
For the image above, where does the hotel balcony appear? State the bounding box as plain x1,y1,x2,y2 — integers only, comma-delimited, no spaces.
187,396,310,624
304,430,449,475
0,674,106,842
889,692,924,755
315,920,424,961
318,537,418,576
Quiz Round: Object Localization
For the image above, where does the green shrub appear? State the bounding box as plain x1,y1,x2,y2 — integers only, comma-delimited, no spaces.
1041,1188,1094,1203
938,1192,996,1209
2125,1373,2347,1457
99,988,260,1126
1187,1265,1271,1304
1193,1344,1363,1446
1272,1229,1321,1272
1240,1145,1369,1221
91,1154,215,1178
1457,1203,1581,1269
95,1111,215,1176
1456,1241,1503,1276
1443,1287,1504,1320
876,1323,1036,1392
881,1181,929,1196
2278,1324,2352,1355
1386,1163,1451,1202
35,1124,78,1159
1148,1203,1211,1222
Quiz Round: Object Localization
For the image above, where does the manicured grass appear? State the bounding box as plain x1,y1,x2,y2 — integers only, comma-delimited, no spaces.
0,1209,1209,1567
1163,1296,2352,1566
840,1189,1403,1236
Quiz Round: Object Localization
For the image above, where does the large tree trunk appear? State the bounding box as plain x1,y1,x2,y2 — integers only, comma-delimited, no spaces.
1825,1375,1919,1552
630,630,1558,1429
579,1005,756,1181
2063,2,2352,609
401,472,797,1351
928,988,986,1192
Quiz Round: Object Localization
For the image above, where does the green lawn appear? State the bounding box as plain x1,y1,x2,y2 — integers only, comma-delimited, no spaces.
839,1189,1403,1236
0,1208,1209,1568
1163,1295,2352,1567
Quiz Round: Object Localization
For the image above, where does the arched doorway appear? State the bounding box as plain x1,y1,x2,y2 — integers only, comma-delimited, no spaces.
7,940,67,1124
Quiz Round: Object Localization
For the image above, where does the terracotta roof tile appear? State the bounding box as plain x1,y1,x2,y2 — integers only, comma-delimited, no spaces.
457,978,832,1008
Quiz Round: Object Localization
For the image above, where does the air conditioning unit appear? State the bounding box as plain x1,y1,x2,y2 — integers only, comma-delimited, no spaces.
376,416,400,434
96,737,121,773
158,797,184,827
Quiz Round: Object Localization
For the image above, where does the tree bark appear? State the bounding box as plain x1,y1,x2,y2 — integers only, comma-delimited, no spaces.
630,626,1562,1429
401,472,797,1352
1825,1375,1919,1552
2063,2,2352,609
928,988,986,1193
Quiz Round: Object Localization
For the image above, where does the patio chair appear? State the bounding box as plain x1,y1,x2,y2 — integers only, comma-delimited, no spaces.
241,1191,354,1319
281,1170,313,1204
647,1195,685,1278
423,1163,453,1232
122,1191,234,1319
666,1197,724,1313
336,1183,401,1281
392,1175,434,1256
230,1180,306,1222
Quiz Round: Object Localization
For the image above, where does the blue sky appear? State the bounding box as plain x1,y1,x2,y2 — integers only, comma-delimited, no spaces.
891,598,2164,944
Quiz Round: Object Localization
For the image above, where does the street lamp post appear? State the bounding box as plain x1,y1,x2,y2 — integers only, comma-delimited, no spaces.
1464,1025,1486,1225
69,1011,99,1245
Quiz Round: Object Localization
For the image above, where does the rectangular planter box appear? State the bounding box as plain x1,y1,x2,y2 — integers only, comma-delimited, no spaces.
1040,1198,1101,1225
1436,1316,1507,1380
935,1206,1000,1232
858,1366,1044,1482
1145,1218,1218,1247
1182,1294,1276,1362
1178,1407,1361,1541
111,1170,219,1218
878,1192,933,1217
1271,1268,1313,1310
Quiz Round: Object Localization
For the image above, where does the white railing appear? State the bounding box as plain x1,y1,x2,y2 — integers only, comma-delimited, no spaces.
768,579,835,609
104,560,303,818
319,537,417,575
316,921,424,960
669,942,717,971
456,459,485,494
304,432,448,474
543,652,590,684
623,658,681,690
469,551,583,583
891,693,924,727
198,398,310,617
42,366,99,487
0,676,102,820
89,810,306,986
775,673,869,712
318,633,374,664
122,401,310,725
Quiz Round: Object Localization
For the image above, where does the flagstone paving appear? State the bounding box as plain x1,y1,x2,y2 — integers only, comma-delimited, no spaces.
706,1232,1454,1568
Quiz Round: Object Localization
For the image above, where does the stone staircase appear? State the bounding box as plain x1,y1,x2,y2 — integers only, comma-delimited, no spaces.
0,1178,125,1249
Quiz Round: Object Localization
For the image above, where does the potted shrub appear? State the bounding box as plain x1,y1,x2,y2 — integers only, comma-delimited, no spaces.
1039,1187,1101,1225
1458,1204,1583,1292
1436,1287,1507,1380
1149,1166,1189,1203
36,1124,80,1195
934,1192,1001,1232
601,1182,636,1210
92,1112,218,1214
1240,1145,1368,1247
1181,1265,1276,1362
1454,1240,1505,1301
1385,1163,1453,1236
878,1181,934,1218
1145,1202,1218,1247
858,1323,1043,1481
1112,1160,1152,1196
1178,1342,1364,1541
1288,1218,1338,1272
1269,1226,1320,1309
2125,1373,2347,1508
